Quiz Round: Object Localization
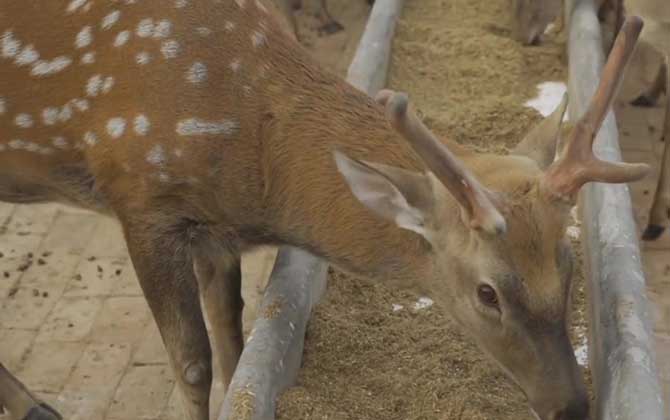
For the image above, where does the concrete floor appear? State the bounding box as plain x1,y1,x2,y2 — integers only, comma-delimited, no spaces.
0,202,277,419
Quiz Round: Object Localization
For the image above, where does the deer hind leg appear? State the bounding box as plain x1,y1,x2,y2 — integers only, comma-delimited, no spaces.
316,0,344,35
0,364,62,420
190,235,244,392
122,219,213,420
643,56,670,240
631,61,667,108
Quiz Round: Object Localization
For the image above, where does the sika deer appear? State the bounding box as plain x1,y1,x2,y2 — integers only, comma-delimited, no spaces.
623,0,670,240
511,0,622,45
0,2,648,420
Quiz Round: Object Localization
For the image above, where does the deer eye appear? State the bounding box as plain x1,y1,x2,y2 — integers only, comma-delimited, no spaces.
477,284,499,309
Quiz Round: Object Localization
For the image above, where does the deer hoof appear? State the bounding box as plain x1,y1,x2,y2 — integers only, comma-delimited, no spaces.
642,224,665,241
318,21,344,35
23,403,62,420
631,94,657,108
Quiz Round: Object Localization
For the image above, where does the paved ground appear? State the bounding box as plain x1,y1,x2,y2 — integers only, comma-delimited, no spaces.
617,42,670,414
0,202,277,419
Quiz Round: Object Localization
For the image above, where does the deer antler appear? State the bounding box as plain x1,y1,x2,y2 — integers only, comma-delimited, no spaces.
542,16,650,202
375,89,507,236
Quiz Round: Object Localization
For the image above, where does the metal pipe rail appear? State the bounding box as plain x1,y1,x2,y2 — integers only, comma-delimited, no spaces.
566,0,665,418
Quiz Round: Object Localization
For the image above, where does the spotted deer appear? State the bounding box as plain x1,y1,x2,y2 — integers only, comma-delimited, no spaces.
0,2,648,420
622,0,670,240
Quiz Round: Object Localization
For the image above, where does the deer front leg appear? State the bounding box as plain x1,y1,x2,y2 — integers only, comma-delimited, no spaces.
123,220,212,420
190,238,244,391
0,364,61,420
643,56,670,240
631,61,667,107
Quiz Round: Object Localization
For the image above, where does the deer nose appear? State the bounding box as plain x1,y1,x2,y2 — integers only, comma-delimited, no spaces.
548,396,589,420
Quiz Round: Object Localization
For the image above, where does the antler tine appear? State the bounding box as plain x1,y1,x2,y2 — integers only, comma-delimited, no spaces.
543,16,650,201
580,15,643,136
376,89,506,235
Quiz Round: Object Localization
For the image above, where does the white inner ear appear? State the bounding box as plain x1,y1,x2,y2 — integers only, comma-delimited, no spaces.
334,151,429,240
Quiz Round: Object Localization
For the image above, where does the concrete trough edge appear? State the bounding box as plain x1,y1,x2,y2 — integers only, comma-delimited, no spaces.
217,1,405,419
566,1,665,419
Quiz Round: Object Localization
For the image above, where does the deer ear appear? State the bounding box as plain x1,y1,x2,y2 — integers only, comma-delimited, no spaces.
334,150,434,241
512,92,568,169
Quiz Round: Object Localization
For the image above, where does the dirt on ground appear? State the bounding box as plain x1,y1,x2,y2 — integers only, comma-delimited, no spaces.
276,0,589,419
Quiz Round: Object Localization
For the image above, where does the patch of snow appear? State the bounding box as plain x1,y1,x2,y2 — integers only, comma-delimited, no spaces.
524,81,568,119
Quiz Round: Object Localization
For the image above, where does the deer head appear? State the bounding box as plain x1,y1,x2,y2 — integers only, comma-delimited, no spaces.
335,16,647,420
511,0,563,45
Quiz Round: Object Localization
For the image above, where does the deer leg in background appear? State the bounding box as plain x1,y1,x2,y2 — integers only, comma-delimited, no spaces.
122,218,212,420
276,0,302,41
631,61,666,107
191,237,244,391
316,0,344,35
643,56,670,240
0,364,62,420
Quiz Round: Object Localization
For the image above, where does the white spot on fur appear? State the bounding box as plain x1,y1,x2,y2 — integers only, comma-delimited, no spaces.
173,148,183,158
24,142,39,152
230,58,241,73
114,30,131,47
59,104,73,122
153,20,172,38
86,74,103,96
251,30,266,48
9,139,27,149
84,131,98,146
392,304,404,312
102,76,114,93
52,137,69,149
14,113,33,128
101,10,121,30
174,0,188,7
146,144,166,166
75,26,93,49
42,107,59,125
133,114,150,135
38,146,54,155
66,0,88,13
0,97,5,114
80,51,95,64
176,118,239,136
2,31,21,58
195,27,212,36
72,98,89,112
31,57,72,76
15,45,39,66
158,172,170,183
82,1,92,12
136,18,154,38
161,40,179,58
107,117,126,138
224,21,236,32
186,62,207,84
136,51,151,65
